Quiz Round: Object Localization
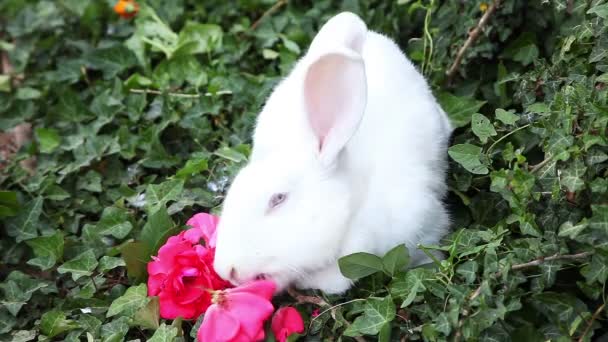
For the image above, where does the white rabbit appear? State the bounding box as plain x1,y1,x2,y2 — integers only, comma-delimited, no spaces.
213,11,453,294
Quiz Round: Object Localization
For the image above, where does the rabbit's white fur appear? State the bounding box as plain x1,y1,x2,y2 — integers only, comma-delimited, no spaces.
213,12,452,294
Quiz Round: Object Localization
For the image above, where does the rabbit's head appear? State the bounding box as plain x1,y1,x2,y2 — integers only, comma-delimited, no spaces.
214,12,368,290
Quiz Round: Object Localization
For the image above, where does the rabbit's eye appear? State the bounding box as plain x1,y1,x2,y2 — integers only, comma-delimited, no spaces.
268,193,287,209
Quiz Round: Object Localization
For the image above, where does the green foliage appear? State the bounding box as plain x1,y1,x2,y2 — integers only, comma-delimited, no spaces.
1,0,607,341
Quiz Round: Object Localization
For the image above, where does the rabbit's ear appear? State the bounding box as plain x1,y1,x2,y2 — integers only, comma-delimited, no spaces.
303,49,367,166
308,12,367,55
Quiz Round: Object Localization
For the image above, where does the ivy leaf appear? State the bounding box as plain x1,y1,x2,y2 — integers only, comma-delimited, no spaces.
6,196,43,242
120,241,149,280
0,191,19,217
98,256,126,273
581,252,608,285
40,310,79,338
35,127,61,153
560,159,587,192
344,296,396,337
456,260,479,284
448,144,489,175
471,113,497,143
558,219,588,239
174,22,222,57
0,271,49,316
145,179,184,214
25,230,64,270
148,323,178,341
589,205,608,233
338,252,384,280
57,250,98,281
139,207,178,256
107,284,150,318
0,308,17,333
134,296,160,330
96,206,133,240
437,92,486,128
175,156,208,179
100,316,130,341
389,269,429,307
495,108,519,125
587,3,608,19
382,244,410,276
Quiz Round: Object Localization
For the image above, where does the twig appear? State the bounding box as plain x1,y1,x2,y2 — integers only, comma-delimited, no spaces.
287,286,329,307
250,0,288,31
129,88,232,98
529,155,554,173
578,303,606,342
287,287,367,342
458,251,594,338
511,252,592,270
446,0,501,84
469,252,592,302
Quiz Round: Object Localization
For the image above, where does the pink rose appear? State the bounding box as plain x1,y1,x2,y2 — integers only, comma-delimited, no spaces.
147,218,231,319
198,280,276,342
271,307,305,342
186,213,219,248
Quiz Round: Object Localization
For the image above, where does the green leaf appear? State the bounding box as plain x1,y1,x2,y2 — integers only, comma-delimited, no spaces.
378,321,392,342
107,284,149,318
57,250,98,281
589,204,608,233
560,159,587,192
448,144,489,174
581,252,608,284
0,191,19,217
145,179,184,214
558,219,588,239
0,308,17,333
148,323,178,341
139,207,178,255
96,206,133,240
495,108,519,125
437,92,486,128
6,196,43,242
175,156,208,179
587,3,608,19
35,128,61,153
0,272,49,316
471,113,497,143
120,241,148,280
338,252,385,280
344,296,396,336
98,256,126,272
214,146,248,163
25,230,64,270
382,244,410,276
389,269,428,307
100,316,130,341
134,296,160,330
174,22,222,57
40,310,78,338
456,260,479,284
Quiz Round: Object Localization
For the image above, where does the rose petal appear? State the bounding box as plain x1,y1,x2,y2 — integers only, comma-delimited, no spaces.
224,292,274,339
228,280,276,300
271,307,304,342
159,291,198,319
199,304,240,342
186,213,219,248
183,227,205,244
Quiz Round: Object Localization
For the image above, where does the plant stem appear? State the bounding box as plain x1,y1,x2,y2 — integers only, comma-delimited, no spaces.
446,0,501,84
486,123,531,157
578,302,605,342
250,0,288,30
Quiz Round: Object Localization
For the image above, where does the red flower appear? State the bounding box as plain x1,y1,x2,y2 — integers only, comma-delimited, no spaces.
147,214,230,320
198,281,276,342
113,0,139,19
271,307,305,342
